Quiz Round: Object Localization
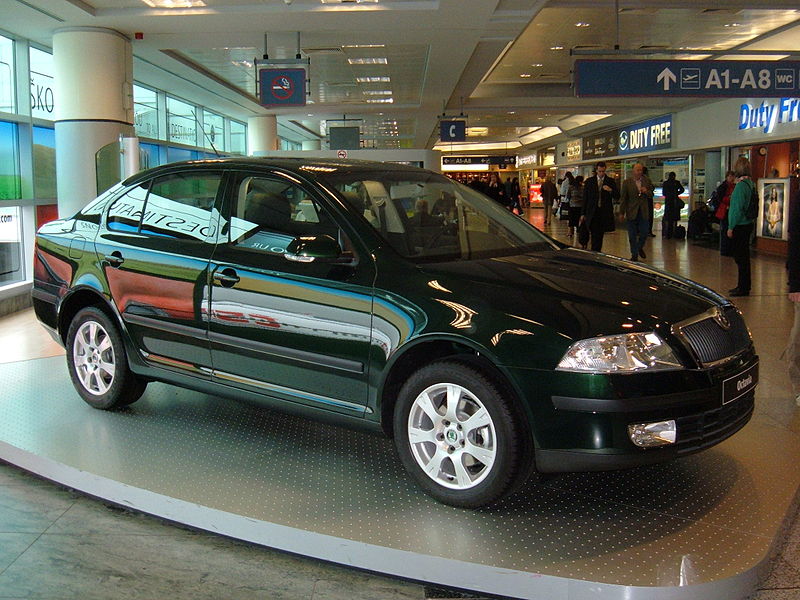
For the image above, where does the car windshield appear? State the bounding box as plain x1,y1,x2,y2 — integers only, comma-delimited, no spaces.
317,168,557,261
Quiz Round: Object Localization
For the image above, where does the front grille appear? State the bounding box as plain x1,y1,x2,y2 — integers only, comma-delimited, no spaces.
675,306,752,366
675,391,754,455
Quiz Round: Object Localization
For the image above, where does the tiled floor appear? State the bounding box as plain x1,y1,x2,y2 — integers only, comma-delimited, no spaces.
0,208,798,600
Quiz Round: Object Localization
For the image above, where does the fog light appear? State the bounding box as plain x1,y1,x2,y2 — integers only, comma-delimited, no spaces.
628,420,677,448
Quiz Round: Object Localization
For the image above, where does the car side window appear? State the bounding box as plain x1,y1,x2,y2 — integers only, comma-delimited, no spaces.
106,172,222,242
106,182,150,233
229,176,341,255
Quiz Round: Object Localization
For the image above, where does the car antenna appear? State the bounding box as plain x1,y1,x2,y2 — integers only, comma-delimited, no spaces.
192,109,221,158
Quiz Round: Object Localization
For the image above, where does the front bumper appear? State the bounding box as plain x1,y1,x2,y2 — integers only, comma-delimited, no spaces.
508,348,758,473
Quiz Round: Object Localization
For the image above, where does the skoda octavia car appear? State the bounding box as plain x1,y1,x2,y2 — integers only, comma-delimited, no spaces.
32,158,758,508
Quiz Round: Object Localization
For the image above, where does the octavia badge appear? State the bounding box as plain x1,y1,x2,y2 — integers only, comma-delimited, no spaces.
714,308,731,330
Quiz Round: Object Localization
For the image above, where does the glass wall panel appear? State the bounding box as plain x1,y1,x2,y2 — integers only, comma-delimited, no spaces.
230,120,246,155
167,96,197,146
0,206,23,285
32,126,56,199
29,47,55,120
140,142,162,170
166,146,198,164
0,121,20,200
202,110,224,151
134,85,160,139
0,35,13,114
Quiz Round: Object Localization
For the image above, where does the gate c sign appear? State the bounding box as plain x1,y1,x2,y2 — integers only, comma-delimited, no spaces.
259,69,307,107
440,120,466,142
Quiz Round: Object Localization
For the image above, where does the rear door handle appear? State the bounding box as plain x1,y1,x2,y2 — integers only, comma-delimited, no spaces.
213,268,240,287
104,252,124,267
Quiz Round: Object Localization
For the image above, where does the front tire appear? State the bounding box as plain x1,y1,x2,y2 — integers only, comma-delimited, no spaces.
66,307,146,410
393,361,521,508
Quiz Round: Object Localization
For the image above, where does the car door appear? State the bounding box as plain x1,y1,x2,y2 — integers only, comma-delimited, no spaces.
95,168,225,376
207,170,375,415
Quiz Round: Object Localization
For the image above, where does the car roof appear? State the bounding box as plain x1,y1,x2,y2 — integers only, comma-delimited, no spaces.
123,157,428,186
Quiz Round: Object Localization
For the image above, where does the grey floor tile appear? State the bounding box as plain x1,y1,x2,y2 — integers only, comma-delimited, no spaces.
311,570,425,600
0,533,37,572
750,590,800,600
0,532,320,600
0,462,53,488
47,496,192,537
760,555,800,591
0,485,75,534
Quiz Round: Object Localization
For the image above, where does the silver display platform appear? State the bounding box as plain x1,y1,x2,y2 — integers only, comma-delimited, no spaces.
1,355,799,600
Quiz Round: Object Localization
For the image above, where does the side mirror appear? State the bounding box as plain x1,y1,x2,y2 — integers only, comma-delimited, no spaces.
285,235,345,263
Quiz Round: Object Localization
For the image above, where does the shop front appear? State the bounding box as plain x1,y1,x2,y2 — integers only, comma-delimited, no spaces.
676,97,800,255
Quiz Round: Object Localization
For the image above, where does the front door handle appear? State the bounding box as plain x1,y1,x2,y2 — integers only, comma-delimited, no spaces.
213,268,240,288
104,251,124,268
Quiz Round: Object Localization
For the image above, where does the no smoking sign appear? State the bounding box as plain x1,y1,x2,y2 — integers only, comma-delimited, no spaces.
259,68,306,107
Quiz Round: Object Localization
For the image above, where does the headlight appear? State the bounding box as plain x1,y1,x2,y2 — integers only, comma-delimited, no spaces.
557,332,682,373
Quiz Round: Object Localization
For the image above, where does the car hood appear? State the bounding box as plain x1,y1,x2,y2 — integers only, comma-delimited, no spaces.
417,248,728,342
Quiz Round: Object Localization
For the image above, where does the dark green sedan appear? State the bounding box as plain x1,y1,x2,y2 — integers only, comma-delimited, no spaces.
32,158,758,508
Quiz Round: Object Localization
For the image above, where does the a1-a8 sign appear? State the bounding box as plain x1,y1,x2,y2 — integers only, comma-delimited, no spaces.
575,60,800,98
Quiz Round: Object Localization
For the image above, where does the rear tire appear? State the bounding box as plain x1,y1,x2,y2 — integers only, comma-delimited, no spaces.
393,361,521,508
66,307,146,410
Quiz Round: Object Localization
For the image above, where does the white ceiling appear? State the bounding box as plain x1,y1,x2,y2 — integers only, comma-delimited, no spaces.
2,0,800,152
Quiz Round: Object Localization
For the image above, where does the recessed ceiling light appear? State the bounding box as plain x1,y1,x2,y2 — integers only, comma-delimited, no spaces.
366,98,394,103
724,22,741,27
550,45,564,51
520,73,532,78
342,44,385,48
356,76,391,83
348,57,388,65
141,0,205,6
363,90,393,95
531,63,543,67
575,22,590,27
508,111,516,115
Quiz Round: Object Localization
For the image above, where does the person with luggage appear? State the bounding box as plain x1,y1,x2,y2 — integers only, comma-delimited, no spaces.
540,176,558,225
580,162,618,252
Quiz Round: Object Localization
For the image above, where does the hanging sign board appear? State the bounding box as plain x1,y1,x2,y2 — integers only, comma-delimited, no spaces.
440,120,466,142
259,68,307,107
575,59,800,97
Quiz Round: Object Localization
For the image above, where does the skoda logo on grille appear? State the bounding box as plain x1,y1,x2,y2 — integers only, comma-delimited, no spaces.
713,308,731,330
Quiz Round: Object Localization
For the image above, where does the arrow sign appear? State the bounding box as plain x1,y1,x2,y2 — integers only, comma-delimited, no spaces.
657,68,677,91
575,59,800,97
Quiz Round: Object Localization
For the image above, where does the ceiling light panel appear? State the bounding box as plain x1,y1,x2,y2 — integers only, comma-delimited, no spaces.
485,7,800,85
141,0,205,6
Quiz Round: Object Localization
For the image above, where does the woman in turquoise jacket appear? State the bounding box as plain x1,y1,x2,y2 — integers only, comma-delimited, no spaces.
726,156,756,297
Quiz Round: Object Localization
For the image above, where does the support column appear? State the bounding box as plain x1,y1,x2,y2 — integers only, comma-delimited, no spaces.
54,27,134,217
247,115,278,156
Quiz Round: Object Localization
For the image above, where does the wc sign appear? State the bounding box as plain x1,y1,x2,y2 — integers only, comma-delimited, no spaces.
440,120,466,142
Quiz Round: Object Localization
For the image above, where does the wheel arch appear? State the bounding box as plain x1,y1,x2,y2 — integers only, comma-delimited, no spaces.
57,287,119,344
378,336,534,444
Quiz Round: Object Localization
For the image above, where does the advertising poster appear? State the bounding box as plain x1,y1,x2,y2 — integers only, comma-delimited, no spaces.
757,178,789,240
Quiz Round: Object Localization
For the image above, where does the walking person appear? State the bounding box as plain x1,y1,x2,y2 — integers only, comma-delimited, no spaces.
486,172,506,207
581,162,618,252
618,162,654,261
568,175,585,239
661,172,685,239
726,157,756,297
540,176,558,225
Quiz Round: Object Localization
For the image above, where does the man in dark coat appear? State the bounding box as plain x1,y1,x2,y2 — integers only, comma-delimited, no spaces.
540,177,558,225
580,162,619,252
